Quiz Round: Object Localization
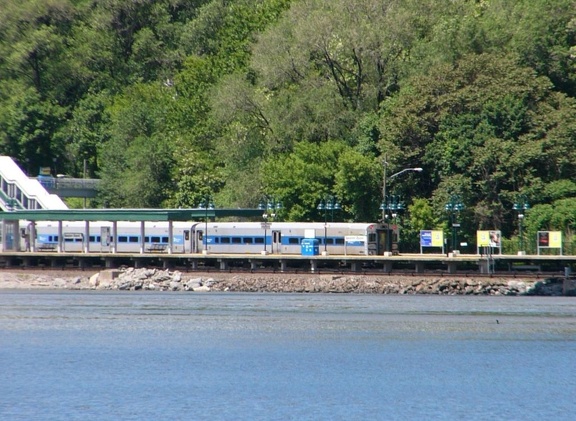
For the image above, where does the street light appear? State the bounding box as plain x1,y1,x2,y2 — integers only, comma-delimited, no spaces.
381,156,423,252
513,195,530,255
317,195,341,254
199,196,214,254
259,198,282,254
380,194,406,254
445,195,464,254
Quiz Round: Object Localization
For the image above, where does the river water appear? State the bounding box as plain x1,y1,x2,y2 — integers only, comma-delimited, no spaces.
0,292,574,420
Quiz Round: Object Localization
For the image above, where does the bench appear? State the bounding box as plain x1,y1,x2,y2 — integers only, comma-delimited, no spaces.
36,244,57,252
147,243,168,253
510,264,541,271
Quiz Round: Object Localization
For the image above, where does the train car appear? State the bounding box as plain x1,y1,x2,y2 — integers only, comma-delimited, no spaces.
197,222,382,255
25,221,195,253
24,220,385,256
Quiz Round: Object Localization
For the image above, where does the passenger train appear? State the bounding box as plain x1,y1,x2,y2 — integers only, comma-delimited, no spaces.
21,221,386,256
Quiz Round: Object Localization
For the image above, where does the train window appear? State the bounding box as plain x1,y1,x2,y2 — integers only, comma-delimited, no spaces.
368,233,376,242
326,238,334,245
161,236,169,243
129,236,139,243
118,236,128,243
335,238,345,245
254,237,264,244
213,237,219,244
184,230,190,240
220,237,230,244
89,236,95,242
244,237,253,244
232,237,241,244
151,236,161,243
144,236,150,242
288,237,300,245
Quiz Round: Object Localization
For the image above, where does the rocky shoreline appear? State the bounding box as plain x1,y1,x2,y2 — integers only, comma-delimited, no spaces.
0,267,569,296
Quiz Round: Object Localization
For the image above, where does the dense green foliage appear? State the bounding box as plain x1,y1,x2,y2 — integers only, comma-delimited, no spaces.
1,0,576,252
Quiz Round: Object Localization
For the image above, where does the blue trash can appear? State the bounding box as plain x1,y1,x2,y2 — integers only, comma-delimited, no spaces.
301,238,319,256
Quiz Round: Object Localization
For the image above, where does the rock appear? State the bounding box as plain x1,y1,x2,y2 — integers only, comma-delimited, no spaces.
98,279,111,289
89,273,99,288
185,278,203,289
52,278,67,288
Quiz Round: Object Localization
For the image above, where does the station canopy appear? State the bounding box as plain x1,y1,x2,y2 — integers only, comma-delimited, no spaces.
0,208,264,222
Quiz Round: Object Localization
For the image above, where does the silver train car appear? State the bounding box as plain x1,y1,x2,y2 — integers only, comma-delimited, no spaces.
23,221,386,256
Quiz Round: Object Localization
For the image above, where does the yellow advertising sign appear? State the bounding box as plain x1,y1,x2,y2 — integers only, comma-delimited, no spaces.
477,231,490,247
431,230,443,247
549,231,562,248
477,230,501,247
538,231,562,248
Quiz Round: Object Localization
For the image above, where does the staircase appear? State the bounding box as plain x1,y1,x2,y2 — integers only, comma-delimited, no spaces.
0,156,68,211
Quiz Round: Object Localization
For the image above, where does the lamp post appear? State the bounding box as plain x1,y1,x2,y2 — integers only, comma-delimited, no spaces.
199,196,214,254
259,198,282,254
317,195,341,254
381,156,423,253
380,194,405,253
445,195,464,255
513,195,530,255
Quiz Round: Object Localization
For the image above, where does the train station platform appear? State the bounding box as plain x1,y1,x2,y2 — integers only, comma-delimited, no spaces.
0,247,572,278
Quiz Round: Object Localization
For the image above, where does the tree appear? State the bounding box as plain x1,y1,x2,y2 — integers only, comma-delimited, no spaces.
98,82,176,207
379,53,576,242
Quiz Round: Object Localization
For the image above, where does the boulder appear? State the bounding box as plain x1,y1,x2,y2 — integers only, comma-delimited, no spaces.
89,273,99,288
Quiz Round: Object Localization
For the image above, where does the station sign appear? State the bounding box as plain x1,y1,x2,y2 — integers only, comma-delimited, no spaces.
345,235,366,245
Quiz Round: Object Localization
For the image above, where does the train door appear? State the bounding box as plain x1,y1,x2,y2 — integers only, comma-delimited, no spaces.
189,224,201,253
1,220,19,251
271,230,282,254
377,228,388,255
195,229,205,253
100,226,111,252
183,229,191,253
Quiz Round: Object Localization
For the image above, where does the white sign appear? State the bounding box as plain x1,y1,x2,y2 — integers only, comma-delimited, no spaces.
304,229,316,238
345,235,366,244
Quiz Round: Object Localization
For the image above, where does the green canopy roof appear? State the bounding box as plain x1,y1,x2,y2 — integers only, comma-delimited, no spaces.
0,208,263,222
